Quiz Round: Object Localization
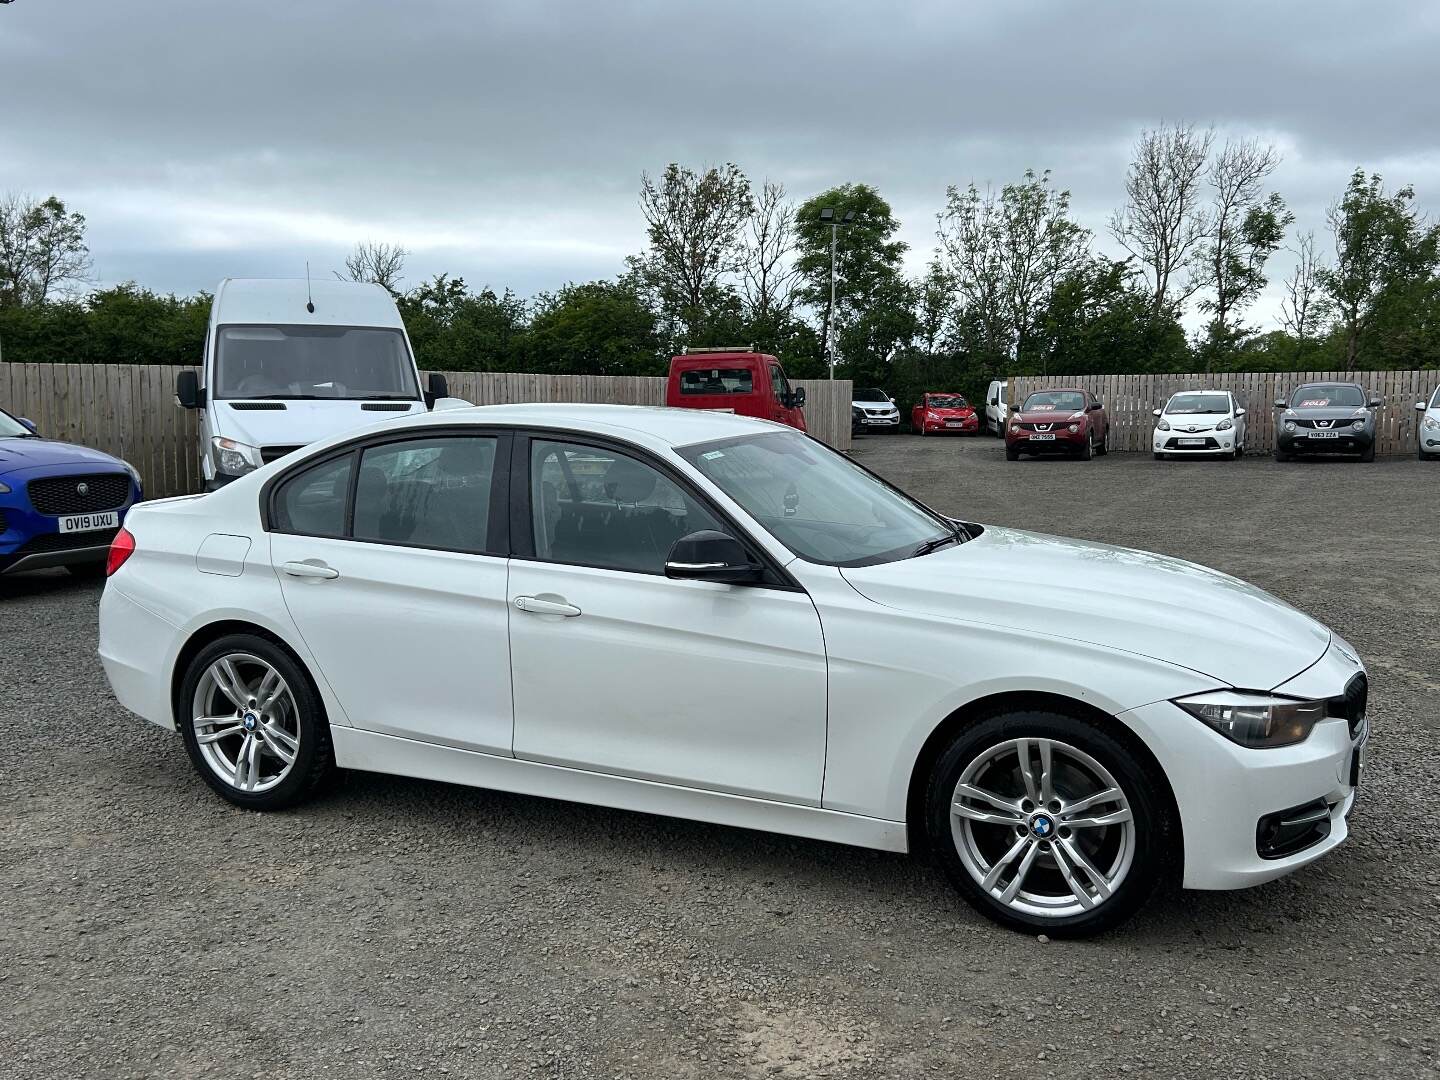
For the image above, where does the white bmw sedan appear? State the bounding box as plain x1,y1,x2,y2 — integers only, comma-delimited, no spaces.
98,405,1368,936
1152,390,1247,459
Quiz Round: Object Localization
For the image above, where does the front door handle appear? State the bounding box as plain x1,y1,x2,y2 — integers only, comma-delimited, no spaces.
282,560,339,580
514,595,581,617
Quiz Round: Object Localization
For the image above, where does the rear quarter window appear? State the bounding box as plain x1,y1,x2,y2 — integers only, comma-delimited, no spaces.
679,368,754,395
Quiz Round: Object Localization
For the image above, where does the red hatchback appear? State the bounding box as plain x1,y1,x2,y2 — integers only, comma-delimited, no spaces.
1005,388,1109,460
911,393,980,436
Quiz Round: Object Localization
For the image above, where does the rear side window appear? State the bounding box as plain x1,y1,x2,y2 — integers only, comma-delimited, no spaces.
272,455,352,537
354,436,498,553
679,367,753,395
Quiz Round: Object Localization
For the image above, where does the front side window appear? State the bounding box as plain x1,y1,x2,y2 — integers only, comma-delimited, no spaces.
1166,393,1231,415
530,440,725,574
1291,384,1364,408
215,325,420,401
272,454,353,537
1022,391,1086,412
770,365,790,402
678,367,753,395
354,436,498,552
679,431,953,567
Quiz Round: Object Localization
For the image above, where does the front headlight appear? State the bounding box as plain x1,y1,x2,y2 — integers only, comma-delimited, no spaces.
211,437,263,476
1068,423,1079,433
1156,419,1171,431
1284,421,1296,432
121,460,143,489
1175,691,1328,748
1424,416,1439,429
1351,420,1365,430
1217,418,1233,431
0,480,9,494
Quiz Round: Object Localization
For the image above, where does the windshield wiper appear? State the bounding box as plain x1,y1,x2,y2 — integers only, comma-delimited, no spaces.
912,522,968,558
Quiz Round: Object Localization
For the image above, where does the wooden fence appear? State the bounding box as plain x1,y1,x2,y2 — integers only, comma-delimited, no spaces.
1011,370,1437,456
0,363,852,498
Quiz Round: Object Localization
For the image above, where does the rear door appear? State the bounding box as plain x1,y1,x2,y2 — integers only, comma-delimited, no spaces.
268,430,514,753
506,434,828,804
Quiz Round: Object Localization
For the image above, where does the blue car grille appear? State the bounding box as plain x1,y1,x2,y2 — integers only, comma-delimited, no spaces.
28,473,130,516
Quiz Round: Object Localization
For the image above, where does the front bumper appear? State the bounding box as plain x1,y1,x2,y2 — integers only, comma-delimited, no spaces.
1153,429,1235,454
0,467,139,575
1120,694,1365,891
1006,427,1088,451
921,418,980,434
859,415,901,430
1278,428,1373,454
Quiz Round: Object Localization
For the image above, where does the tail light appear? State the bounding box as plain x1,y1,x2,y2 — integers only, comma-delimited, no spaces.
106,527,136,576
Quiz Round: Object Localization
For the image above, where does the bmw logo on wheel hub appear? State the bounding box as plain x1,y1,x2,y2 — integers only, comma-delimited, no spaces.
242,712,259,732
1030,814,1055,840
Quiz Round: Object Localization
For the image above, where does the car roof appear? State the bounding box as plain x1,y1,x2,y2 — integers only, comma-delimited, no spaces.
213,278,405,329
389,402,785,447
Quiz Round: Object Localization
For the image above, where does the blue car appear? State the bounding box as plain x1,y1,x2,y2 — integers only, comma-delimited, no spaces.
0,407,143,579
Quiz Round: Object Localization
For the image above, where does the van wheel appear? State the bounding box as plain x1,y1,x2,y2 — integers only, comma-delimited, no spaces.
925,710,1171,937
177,634,335,810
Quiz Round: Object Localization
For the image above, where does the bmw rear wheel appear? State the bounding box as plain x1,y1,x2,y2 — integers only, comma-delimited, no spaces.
927,711,1171,936
178,634,335,809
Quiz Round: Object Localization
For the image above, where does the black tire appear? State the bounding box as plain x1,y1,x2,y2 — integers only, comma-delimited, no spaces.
925,709,1172,937
1359,442,1375,463
176,633,335,810
1005,445,1020,461
66,561,107,581
1077,434,1094,461
1096,426,1110,456
1274,446,1291,462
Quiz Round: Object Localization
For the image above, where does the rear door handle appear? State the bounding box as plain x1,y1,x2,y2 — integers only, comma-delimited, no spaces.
514,595,581,617
282,560,339,580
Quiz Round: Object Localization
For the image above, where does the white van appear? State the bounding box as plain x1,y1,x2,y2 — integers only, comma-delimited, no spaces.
984,379,1009,436
176,278,458,490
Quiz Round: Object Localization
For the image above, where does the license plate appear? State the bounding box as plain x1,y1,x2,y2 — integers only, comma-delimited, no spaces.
1029,433,1056,441
1308,431,1339,439
864,418,891,424
1177,438,1207,446
59,511,118,533
945,420,964,428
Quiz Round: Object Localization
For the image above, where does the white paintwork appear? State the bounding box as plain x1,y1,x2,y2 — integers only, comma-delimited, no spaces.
984,379,1009,435
1152,389,1247,456
100,403,1367,894
1419,387,1440,457
192,278,456,486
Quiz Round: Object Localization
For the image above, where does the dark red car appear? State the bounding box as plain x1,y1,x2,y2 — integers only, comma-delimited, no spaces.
911,392,981,436
1005,387,1109,460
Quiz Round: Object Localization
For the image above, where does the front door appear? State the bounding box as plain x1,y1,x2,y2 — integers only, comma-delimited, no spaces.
508,435,828,804
269,431,514,754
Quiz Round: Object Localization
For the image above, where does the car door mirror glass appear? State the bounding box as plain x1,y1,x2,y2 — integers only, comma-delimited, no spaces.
665,530,761,584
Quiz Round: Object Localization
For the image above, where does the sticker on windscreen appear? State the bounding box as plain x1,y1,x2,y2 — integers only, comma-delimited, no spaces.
1299,399,1330,407
700,450,725,460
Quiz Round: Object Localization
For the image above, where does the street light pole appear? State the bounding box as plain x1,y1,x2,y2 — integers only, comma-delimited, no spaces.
818,207,856,380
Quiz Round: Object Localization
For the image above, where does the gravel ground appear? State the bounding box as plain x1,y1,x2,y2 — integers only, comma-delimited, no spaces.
2,437,1437,1080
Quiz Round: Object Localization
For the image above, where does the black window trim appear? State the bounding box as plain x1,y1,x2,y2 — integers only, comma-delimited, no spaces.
509,427,802,591
262,426,513,558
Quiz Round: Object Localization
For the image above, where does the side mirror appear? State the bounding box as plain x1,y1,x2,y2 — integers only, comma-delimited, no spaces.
175,370,204,410
18,417,37,433
1093,400,1104,411
665,530,762,585
1418,402,1428,411
786,386,806,409
1235,408,1247,417
424,372,449,410
1368,397,1382,409
1273,398,1286,409
1152,408,1162,417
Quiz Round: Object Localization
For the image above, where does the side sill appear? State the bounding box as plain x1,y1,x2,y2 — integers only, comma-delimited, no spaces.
332,727,909,854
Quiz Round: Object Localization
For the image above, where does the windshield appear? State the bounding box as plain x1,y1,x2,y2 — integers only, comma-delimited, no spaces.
1166,393,1230,415
678,431,956,567
1023,391,1085,412
0,409,33,437
1291,384,1364,409
215,325,420,401
854,388,890,403
926,395,968,408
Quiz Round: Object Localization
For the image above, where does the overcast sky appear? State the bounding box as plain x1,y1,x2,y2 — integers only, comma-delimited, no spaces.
3,0,1438,329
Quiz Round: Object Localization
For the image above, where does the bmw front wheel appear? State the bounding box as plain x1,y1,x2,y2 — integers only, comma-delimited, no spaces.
177,634,335,810
926,711,1172,936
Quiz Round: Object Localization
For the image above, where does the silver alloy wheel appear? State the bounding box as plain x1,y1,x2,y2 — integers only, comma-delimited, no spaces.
950,738,1135,919
190,653,301,794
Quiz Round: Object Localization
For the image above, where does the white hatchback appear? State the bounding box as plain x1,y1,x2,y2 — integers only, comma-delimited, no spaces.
1153,390,1247,459
98,405,1368,936
1417,387,1440,460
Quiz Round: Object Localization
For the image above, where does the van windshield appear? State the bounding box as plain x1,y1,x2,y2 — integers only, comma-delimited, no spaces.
215,325,421,401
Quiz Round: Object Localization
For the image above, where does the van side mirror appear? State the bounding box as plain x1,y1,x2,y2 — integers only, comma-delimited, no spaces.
786,386,806,409
425,372,449,410
18,417,37,433
665,530,762,584
176,370,204,410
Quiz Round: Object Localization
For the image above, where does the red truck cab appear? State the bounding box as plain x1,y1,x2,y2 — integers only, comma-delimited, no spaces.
666,349,806,431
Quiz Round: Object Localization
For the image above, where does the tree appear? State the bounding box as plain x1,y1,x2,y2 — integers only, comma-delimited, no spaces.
1279,231,1333,359
1109,124,1214,311
1320,169,1440,371
527,279,662,376
395,274,528,371
343,241,408,294
1194,139,1293,368
1034,258,1189,377
636,163,752,336
0,193,90,307
793,183,907,371
937,169,1090,373
740,179,801,322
